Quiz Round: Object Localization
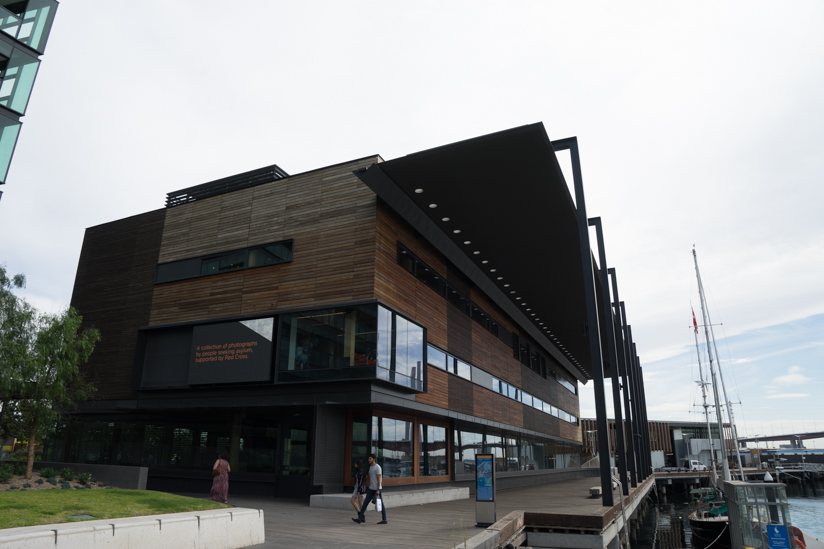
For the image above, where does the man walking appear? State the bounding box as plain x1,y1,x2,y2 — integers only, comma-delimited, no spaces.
352,454,387,524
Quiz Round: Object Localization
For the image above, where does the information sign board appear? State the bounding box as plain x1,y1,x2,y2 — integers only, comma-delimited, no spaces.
767,524,790,549
475,454,494,502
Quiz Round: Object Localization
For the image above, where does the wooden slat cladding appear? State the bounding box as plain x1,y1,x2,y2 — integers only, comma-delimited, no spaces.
70,209,167,400
448,376,474,415
373,200,581,442
417,366,449,409
373,200,449,348
446,303,472,363
150,159,380,325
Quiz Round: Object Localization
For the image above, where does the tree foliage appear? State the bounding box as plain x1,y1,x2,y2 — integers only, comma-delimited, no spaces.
0,265,99,479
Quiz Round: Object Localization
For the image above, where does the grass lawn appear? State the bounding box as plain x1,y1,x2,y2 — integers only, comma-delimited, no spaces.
0,489,231,530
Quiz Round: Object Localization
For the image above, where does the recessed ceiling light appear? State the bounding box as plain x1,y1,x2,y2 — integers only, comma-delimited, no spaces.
429,204,437,208
526,308,531,311
473,251,480,255
442,217,450,222
453,229,461,234
531,313,535,316
464,240,471,244
415,188,424,193
490,269,496,272
482,260,488,264
510,291,516,294
504,284,510,287
496,277,503,280
539,322,544,325
515,297,521,300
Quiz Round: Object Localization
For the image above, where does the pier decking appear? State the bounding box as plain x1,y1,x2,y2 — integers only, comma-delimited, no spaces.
219,475,655,549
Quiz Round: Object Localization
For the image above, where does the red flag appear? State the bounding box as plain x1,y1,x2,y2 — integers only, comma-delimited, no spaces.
692,308,699,332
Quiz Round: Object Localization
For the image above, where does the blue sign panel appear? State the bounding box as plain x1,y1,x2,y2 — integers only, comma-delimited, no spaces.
767,524,790,549
475,454,494,502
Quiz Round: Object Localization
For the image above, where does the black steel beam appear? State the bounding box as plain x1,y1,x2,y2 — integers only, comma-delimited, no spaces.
610,273,637,488
588,218,629,496
552,137,613,506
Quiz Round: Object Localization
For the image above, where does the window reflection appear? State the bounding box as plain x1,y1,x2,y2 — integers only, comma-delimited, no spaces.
373,417,414,478
454,430,483,474
419,425,447,476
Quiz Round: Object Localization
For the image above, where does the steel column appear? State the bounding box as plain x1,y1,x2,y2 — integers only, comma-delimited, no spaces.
588,218,629,496
552,137,613,507
610,273,637,488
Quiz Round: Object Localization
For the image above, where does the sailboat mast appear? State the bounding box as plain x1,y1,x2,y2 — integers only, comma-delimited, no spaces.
692,307,718,477
706,307,746,477
692,247,731,482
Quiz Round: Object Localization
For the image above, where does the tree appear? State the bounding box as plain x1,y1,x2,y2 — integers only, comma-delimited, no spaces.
0,265,100,479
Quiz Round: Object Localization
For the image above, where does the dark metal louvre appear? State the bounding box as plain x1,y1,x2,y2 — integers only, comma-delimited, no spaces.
165,164,289,207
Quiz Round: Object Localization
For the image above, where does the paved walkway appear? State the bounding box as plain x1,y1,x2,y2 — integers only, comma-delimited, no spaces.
185,476,651,549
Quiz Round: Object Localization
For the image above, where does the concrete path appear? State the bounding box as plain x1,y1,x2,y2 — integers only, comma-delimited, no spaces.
183,476,646,549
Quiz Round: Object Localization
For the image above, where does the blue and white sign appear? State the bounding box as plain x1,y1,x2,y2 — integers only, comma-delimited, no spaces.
766,524,790,549
475,454,494,502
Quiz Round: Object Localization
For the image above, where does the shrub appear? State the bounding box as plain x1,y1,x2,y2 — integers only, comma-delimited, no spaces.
77,472,91,485
38,467,58,479
8,485,18,490
59,468,75,482
35,478,44,484
47,477,58,485
12,461,26,476
0,466,12,484
60,483,71,489
23,483,31,488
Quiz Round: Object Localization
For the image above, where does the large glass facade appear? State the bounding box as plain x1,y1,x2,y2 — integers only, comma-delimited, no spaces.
350,415,448,484
43,410,289,475
452,428,582,477
279,304,424,390
0,0,58,53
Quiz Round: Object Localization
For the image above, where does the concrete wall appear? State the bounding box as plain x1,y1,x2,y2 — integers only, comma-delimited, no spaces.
34,462,148,490
651,451,666,470
0,508,264,549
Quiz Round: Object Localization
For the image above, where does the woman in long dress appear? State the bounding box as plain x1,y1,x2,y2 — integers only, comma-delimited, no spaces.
210,452,231,503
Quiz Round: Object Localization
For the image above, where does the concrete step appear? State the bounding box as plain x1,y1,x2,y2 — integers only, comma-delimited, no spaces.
310,487,469,509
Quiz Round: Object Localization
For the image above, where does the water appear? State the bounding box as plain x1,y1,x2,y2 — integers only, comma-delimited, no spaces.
632,491,824,549
788,497,824,541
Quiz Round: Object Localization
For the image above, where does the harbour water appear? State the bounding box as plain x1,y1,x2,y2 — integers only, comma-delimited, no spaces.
631,492,824,549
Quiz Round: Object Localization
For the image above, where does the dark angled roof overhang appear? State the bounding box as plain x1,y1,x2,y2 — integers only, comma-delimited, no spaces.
356,123,612,383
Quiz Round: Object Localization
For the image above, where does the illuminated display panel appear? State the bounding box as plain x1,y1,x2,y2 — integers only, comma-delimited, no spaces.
188,317,275,384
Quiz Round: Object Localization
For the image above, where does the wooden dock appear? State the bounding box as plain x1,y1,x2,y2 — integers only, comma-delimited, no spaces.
220,475,656,549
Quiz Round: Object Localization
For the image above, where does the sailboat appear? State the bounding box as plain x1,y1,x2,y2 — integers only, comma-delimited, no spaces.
687,247,745,549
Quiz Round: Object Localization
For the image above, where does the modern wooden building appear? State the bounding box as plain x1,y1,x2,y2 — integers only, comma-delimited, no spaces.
48,124,639,497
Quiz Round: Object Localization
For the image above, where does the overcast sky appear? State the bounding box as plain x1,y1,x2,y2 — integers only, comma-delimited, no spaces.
1,2,821,446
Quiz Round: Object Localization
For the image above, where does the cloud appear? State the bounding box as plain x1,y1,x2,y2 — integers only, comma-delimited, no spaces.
765,393,809,399
771,366,812,387
733,358,753,364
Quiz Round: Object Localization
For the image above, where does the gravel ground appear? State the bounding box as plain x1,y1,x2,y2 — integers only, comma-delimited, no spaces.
1,471,112,492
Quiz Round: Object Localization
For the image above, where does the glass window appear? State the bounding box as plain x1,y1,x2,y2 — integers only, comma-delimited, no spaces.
455,359,471,381
485,434,505,472
201,251,245,275
505,438,519,470
521,392,532,407
351,416,371,476
419,425,447,477
0,47,39,115
492,378,500,393
248,241,292,267
471,303,491,330
416,263,447,296
398,247,415,274
372,417,413,478
279,305,378,382
500,381,509,396
0,115,20,183
507,384,518,400
454,430,483,475
394,315,425,388
282,423,311,476
376,305,392,371
447,285,470,315
427,345,447,370
533,397,543,411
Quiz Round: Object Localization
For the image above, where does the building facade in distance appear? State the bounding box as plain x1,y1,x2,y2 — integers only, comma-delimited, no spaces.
48,124,631,497
0,0,59,200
